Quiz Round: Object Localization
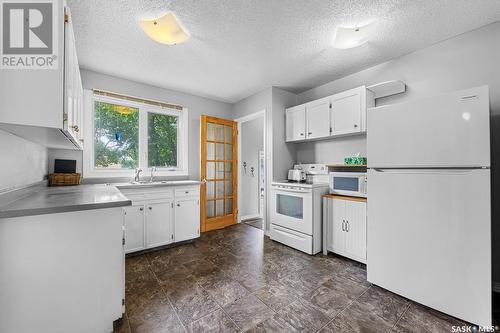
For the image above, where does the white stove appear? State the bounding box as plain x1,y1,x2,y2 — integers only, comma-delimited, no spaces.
270,164,329,255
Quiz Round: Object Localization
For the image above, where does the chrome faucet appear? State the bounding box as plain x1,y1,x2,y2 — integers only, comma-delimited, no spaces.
134,168,143,182
150,167,157,183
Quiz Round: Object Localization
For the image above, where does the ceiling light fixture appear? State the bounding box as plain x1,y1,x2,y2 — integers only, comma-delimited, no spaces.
139,12,189,45
333,21,376,49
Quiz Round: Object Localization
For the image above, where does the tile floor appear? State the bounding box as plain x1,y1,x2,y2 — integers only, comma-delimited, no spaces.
117,223,472,333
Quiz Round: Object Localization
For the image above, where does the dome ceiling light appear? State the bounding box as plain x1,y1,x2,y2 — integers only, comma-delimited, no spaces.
139,12,189,45
333,21,376,49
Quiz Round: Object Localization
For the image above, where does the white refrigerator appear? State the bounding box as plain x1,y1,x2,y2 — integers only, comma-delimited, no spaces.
367,85,491,326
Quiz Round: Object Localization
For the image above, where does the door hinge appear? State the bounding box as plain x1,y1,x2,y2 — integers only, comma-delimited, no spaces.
122,237,125,245
171,202,174,208
329,103,332,108
122,298,125,306
329,127,332,133
64,13,70,23
63,113,68,122
171,234,174,240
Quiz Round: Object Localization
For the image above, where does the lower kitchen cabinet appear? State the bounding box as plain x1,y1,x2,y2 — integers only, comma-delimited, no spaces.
145,201,173,248
323,195,367,263
123,204,145,253
175,199,200,242
120,185,200,254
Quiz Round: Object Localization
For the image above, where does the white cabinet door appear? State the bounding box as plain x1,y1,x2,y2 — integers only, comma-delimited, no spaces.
286,105,306,141
344,200,367,262
331,87,363,136
123,205,145,254
175,199,200,242
145,201,173,248
306,98,330,139
330,198,345,253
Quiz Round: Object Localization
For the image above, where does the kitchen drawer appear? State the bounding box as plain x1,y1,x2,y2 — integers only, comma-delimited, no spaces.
270,224,313,255
175,186,200,198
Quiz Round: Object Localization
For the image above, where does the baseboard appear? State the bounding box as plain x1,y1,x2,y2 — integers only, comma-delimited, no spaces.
493,281,500,293
241,214,262,221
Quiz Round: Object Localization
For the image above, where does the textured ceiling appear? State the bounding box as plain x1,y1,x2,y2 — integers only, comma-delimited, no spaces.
67,0,500,103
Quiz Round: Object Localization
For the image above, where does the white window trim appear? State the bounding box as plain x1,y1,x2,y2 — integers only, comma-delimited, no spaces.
83,89,189,178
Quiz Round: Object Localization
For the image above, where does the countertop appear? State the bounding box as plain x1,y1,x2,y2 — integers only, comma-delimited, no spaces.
114,180,201,190
0,184,132,219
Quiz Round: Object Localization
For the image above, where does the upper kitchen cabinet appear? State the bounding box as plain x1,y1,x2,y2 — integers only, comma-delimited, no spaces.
285,105,306,141
305,97,330,139
0,2,83,150
330,86,374,136
285,86,374,143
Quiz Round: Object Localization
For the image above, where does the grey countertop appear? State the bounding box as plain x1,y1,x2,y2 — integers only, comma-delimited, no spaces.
0,184,132,219
114,180,201,190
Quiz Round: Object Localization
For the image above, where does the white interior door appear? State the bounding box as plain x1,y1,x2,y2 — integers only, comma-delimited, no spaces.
367,86,490,168
367,168,491,326
344,200,366,262
145,201,172,248
306,99,330,139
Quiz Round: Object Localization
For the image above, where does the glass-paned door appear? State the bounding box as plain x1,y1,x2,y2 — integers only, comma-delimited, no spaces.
201,115,238,232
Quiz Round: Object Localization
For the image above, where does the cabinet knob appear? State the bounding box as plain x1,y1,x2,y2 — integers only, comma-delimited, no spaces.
354,124,358,128
71,125,79,132
308,132,312,135
148,206,152,210
177,203,181,207
300,133,304,136
185,191,189,194
139,207,144,211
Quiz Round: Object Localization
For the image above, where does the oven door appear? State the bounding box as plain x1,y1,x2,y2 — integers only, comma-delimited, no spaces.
271,186,312,235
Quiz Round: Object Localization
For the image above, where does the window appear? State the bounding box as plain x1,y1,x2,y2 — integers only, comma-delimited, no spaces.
83,91,188,177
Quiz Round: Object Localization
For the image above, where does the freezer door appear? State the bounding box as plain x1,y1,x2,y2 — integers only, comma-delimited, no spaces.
367,168,491,326
367,86,490,168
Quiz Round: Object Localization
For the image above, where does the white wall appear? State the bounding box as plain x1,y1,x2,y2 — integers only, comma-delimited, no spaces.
231,87,298,231
0,130,48,192
72,69,233,181
294,21,500,284
240,117,264,218
271,87,299,181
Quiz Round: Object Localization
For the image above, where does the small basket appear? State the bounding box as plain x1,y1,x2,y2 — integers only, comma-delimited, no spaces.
48,173,81,186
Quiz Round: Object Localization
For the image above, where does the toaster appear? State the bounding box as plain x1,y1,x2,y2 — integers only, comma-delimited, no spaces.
287,169,305,182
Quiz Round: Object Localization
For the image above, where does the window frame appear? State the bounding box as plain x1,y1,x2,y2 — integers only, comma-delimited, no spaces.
83,90,189,178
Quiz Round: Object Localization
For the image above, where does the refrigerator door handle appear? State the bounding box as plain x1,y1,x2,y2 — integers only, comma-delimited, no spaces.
371,168,482,175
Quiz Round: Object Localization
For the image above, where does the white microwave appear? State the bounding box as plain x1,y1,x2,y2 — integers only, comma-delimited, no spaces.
329,172,367,197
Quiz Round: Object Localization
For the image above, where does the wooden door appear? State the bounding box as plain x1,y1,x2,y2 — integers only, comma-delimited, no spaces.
201,115,238,232
306,98,330,139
